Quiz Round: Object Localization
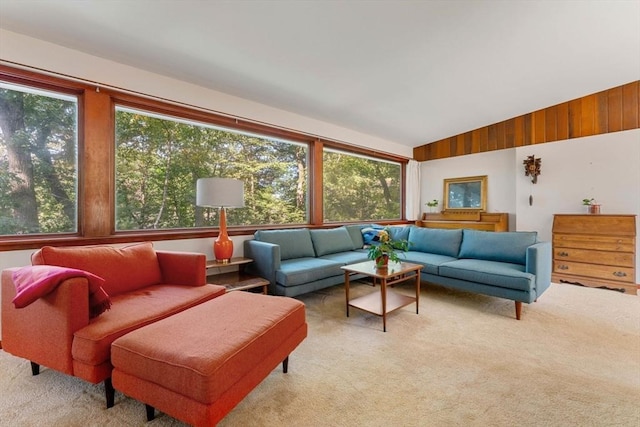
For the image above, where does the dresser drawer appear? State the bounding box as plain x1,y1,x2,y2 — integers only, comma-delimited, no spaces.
553,248,634,267
553,234,635,252
553,261,635,283
553,215,636,235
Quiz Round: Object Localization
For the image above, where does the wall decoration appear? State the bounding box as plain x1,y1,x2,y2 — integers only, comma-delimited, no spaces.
443,175,487,212
523,155,542,184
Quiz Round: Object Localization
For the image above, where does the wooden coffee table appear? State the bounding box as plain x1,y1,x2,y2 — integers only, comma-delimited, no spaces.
341,260,423,332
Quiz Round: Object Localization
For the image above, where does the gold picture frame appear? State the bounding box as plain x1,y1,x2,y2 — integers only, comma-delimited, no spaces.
443,175,487,212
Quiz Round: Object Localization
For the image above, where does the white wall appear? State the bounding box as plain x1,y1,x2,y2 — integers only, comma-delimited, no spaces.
420,149,517,229
419,129,640,282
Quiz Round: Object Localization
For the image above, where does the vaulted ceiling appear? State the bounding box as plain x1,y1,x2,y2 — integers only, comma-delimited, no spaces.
1,0,638,148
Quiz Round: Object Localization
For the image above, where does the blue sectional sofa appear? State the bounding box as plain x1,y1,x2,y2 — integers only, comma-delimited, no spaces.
244,225,552,319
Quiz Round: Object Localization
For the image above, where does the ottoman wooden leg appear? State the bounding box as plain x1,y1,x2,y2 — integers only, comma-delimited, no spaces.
105,378,115,408
146,404,155,421
283,356,289,373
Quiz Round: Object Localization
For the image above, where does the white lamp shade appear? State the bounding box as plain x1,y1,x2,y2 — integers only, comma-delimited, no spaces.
196,178,245,208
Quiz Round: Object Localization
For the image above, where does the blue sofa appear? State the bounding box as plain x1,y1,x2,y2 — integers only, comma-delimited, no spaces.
244,225,551,319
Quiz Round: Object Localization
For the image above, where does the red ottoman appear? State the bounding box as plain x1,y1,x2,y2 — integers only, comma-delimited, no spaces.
111,291,307,426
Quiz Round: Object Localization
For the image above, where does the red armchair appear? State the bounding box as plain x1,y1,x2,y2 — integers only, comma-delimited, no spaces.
1,242,225,407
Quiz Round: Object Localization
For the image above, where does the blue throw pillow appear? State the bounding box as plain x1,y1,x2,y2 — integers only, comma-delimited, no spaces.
361,225,385,246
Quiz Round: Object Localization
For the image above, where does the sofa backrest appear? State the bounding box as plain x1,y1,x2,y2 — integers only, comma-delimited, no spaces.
254,229,316,260
408,227,463,257
388,226,410,242
309,227,357,256
458,229,538,265
31,242,163,297
343,224,366,249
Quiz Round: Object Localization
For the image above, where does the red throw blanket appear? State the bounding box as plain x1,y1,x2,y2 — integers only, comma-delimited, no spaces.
12,265,112,318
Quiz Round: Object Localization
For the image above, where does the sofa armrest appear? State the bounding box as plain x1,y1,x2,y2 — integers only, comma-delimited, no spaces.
156,251,206,286
1,267,90,375
243,240,280,287
526,242,552,298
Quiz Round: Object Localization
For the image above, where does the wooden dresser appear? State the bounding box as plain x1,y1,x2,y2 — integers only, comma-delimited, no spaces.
552,214,637,294
416,212,508,232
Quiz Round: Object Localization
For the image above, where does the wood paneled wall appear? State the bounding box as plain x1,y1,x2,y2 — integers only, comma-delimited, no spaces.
413,81,640,161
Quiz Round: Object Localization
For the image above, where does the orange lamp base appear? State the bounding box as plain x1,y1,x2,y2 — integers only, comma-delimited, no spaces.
214,207,233,262
214,239,233,263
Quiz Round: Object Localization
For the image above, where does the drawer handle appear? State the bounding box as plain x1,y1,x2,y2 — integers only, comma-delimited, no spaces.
557,265,569,270
558,252,569,257
613,271,627,277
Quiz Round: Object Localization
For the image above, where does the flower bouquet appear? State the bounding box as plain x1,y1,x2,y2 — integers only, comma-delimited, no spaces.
367,227,409,269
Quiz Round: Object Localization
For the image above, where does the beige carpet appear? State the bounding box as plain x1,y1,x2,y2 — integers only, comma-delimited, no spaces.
1,281,639,426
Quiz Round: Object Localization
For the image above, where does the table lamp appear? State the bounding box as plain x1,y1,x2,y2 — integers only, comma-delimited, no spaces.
196,178,245,263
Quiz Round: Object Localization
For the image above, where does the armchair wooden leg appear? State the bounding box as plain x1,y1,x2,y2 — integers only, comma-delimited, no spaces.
282,356,289,373
515,301,522,320
104,378,115,408
30,361,40,376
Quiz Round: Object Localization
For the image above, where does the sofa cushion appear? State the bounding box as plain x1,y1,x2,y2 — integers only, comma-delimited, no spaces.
438,259,535,292
310,227,356,256
343,224,365,249
32,242,163,297
388,226,410,242
254,229,315,260
318,249,370,265
402,251,458,275
275,258,343,287
72,283,225,366
408,227,463,258
459,229,537,265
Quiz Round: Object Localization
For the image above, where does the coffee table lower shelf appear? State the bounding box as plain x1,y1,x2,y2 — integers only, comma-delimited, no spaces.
349,290,416,316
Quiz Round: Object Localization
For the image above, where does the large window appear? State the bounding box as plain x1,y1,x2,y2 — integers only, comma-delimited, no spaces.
0,83,78,235
323,148,402,222
115,107,308,230
0,65,408,249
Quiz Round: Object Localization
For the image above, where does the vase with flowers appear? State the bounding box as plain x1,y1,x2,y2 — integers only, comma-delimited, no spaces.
367,228,409,269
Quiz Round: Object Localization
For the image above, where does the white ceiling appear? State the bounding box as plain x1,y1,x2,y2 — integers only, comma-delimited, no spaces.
1,0,639,148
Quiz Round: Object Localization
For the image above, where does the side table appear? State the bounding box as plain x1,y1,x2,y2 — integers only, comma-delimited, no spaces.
206,258,269,294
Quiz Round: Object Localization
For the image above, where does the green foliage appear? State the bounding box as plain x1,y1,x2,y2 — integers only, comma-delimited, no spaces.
0,87,77,234
323,151,401,222
366,228,409,267
115,110,307,230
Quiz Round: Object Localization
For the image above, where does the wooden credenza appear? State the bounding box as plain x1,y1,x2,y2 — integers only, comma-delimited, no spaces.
552,214,637,294
416,212,508,232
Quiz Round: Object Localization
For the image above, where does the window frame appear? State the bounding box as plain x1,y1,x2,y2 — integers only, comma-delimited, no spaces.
0,65,409,251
